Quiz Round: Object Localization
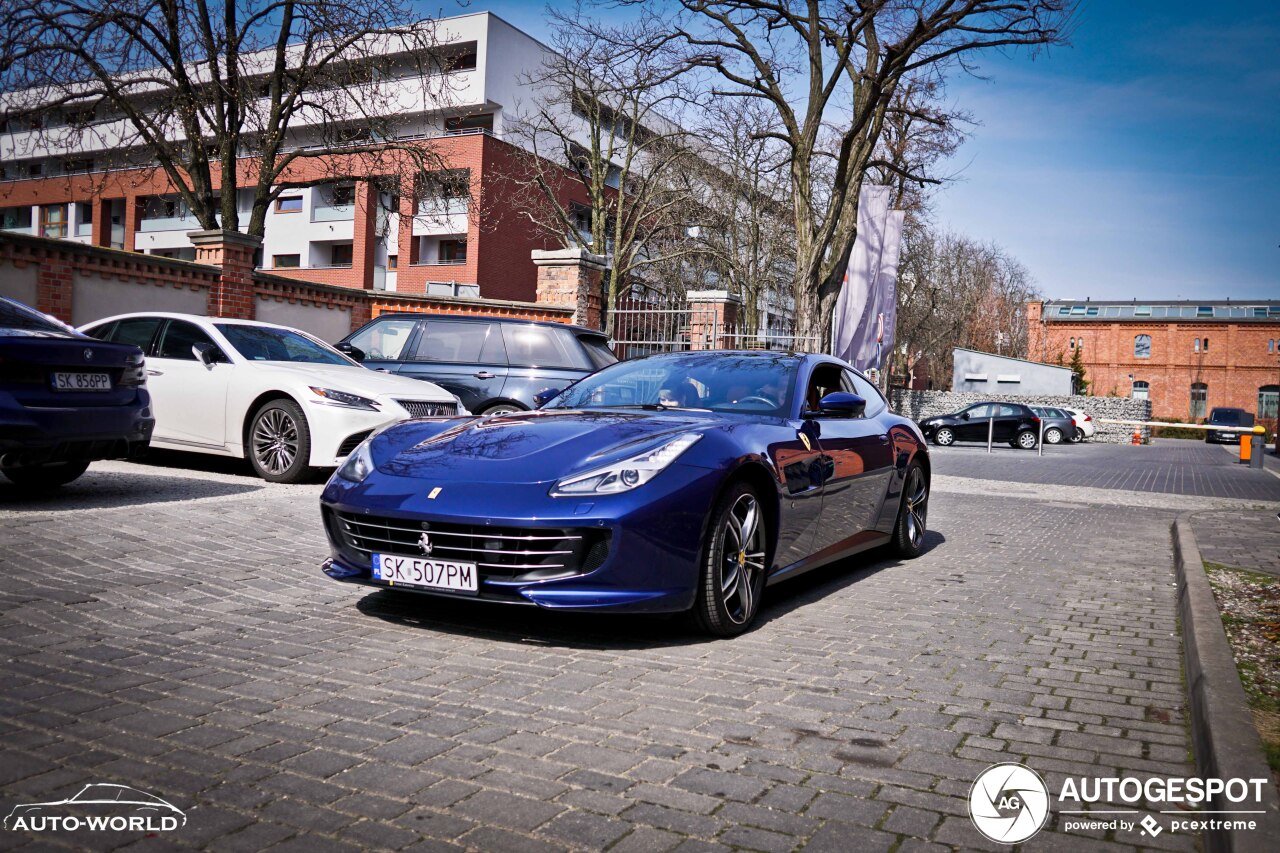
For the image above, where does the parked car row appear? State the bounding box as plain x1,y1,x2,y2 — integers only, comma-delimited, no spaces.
1,297,616,488
917,401,1096,448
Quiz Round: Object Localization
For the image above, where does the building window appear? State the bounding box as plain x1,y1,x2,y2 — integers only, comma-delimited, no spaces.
1134,334,1151,358
330,185,355,207
1069,337,1075,350
275,196,303,214
1203,337,1208,352
1190,383,1208,420
40,204,68,238
329,243,353,267
1193,338,1200,353
1270,339,1275,353
439,239,467,263
1,206,33,230
1132,380,1150,401
272,254,300,269
63,158,94,174
26,163,43,178
445,113,494,134
1260,386,1280,420
387,255,398,270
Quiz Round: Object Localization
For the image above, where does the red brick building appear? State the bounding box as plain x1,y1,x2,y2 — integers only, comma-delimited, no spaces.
1027,300,1280,426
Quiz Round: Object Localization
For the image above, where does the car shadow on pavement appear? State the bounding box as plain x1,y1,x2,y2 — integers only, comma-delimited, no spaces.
0,468,262,512
353,530,946,649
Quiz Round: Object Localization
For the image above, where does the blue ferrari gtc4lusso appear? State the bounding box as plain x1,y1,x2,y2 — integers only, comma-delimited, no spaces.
320,351,930,636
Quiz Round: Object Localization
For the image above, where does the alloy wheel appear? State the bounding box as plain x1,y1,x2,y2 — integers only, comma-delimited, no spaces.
903,467,928,550
1046,427,1062,444
1018,431,1037,449
252,408,299,476
719,493,766,625
935,427,954,446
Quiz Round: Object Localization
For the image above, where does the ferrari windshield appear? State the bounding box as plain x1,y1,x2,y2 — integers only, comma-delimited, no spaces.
546,352,801,416
216,324,353,365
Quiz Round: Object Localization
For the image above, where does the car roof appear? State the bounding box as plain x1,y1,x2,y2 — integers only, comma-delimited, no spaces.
373,313,608,337
82,312,304,332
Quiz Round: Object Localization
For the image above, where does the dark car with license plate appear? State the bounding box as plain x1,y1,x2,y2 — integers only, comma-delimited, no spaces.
336,314,616,416
1204,407,1254,444
0,297,153,488
918,401,1041,449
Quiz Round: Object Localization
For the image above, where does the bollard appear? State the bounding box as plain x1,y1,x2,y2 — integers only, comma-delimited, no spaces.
987,414,994,454
1038,416,1045,457
1250,427,1266,470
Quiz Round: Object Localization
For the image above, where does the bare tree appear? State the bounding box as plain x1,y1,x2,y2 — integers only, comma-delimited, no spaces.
0,0,459,240
504,4,704,333
647,0,1074,350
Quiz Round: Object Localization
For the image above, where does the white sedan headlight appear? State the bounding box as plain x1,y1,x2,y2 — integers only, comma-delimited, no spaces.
310,386,379,411
551,433,701,496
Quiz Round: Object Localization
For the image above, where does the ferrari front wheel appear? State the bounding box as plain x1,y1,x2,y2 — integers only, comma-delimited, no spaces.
694,482,768,637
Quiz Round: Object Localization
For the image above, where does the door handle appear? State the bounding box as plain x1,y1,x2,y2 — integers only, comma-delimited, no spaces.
147,369,164,377
474,371,496,379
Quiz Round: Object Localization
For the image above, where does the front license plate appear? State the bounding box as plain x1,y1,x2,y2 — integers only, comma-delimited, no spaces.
372,553,478,594
52,372,111,391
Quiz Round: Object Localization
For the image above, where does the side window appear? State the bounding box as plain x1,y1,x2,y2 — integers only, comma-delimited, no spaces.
82,321,115,341
501,323,586,369
107,317,163,352
998,404,1022,417
347,319,417,361
965,404,994,419
415,320,505,364
841,369,885,417
155,320,215,360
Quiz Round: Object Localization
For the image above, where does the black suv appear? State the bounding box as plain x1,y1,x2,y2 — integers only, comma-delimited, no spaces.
1204,407,1254,444
918,402,1042,449
337,314,616,415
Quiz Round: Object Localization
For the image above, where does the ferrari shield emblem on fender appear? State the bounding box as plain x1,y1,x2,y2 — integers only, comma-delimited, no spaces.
428,486,442,499
798,432,812,451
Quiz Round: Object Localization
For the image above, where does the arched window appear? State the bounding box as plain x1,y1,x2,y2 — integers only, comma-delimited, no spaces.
1190,383,1208,420
1193,338,1200,353
1260,386,1280,420
1203,337,1208,351
1069,337,1076,350
1134,334,1152,358
1132,380,1150,401
1270,339,1275,353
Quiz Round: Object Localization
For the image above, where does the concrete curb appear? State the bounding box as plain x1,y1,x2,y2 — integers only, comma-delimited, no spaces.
1173,513,1280,852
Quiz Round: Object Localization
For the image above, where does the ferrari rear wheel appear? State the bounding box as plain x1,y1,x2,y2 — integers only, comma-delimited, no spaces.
694,482,768,637
891,462,929,558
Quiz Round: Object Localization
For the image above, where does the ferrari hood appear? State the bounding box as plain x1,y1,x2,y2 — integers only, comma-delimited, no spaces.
371,409,716,483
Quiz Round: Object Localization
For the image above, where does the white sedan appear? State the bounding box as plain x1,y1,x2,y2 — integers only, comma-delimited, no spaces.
1062,407,1096,442
80,313,463,483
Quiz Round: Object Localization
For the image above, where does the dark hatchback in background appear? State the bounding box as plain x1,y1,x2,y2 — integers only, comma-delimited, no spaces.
918,401,1041,449
337,314,616,415
1204,407,1254,444
1030,406,1078,445
0,297,153,488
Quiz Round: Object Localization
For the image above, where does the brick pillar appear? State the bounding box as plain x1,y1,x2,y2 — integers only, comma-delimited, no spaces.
90,198,111,248
352,180,378,290
189,229,261,320
687,290,742,350
531,248,605,330
122,195,143,253
36,255,74,323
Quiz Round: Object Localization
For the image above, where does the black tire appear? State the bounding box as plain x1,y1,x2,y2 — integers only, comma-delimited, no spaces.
1,460,90,489
1045,427,1063,445
891,462,929,558
1016,430,1038,450
693,482,769,637
247,399,312,483
933,427,955,447
1069,428,1083,443
481,402,524,416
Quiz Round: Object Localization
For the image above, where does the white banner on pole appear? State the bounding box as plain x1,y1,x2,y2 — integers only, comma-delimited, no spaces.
831,186,904,374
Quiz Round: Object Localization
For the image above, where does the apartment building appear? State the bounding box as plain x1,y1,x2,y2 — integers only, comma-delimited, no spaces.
0,13,583,303
1027,299,1280,424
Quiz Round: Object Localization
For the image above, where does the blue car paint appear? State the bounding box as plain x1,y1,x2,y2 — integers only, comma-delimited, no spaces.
320,352,929,614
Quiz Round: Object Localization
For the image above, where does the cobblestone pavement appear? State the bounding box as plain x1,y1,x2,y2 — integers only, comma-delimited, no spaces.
932,438,1280,502
1191,510,1280,577
0,460,1202,852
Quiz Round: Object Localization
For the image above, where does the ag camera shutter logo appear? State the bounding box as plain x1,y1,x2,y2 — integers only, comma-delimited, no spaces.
968,762,1051,844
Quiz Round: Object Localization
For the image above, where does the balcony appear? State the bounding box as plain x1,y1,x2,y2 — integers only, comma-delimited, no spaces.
312,203,354,223
139,213,198,233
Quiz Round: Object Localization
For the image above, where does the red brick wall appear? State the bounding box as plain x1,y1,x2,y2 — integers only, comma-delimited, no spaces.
1026,302,1280,421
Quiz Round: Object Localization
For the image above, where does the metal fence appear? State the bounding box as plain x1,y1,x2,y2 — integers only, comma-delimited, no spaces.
609,299,817,359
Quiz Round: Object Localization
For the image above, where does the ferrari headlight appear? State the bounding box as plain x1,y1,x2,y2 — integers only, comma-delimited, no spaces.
552,433,701,496
310,386,379,411
336,439,375,483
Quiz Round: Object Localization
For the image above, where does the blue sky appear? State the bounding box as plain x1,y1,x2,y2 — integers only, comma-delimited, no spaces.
457,1,1279,301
